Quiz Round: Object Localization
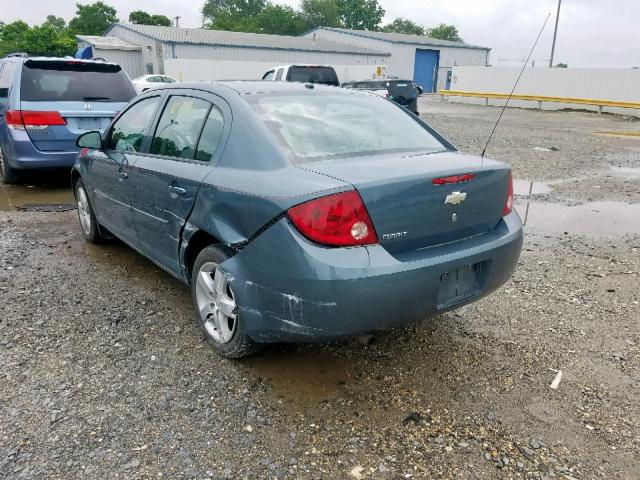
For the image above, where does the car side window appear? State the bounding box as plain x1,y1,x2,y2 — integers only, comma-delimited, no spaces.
150,96,211,159
107,96,161,152
194,105,225,162
274,68,283,81
0,62,16,99
262,70,274,81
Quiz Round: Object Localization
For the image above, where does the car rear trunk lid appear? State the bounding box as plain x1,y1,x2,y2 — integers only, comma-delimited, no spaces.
299,151,510,253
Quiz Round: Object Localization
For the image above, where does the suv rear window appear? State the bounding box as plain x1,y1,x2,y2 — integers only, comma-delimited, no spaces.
20,60,136,102
287,66,339,86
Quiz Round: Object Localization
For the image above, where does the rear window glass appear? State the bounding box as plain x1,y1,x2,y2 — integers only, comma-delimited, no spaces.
248,93,445,163
344,81,385,89
20,61,136,102
287,66,339,86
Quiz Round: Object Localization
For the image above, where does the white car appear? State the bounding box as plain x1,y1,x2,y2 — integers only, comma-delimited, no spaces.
261,65,339,86
131,74,178,94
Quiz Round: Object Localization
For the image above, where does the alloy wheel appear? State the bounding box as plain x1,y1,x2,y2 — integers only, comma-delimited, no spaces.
0,148,5,181
195,262,238,344
76,186,92,236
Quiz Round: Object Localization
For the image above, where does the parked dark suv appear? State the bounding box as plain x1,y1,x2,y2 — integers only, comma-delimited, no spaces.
342,79,423,115
0,56,136,183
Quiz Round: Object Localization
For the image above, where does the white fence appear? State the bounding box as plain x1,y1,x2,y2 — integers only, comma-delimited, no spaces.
164,59,382,83
448,66,640,116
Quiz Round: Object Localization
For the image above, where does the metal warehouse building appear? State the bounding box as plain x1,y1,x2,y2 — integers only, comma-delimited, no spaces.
78,24,489,89
301,27,490,92
90,23,390,82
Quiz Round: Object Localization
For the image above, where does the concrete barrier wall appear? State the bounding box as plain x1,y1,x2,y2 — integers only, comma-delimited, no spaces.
447,66,640,116
164,59,382,83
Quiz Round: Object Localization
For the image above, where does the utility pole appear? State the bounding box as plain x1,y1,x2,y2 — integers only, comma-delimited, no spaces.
174,16,181,27
549,0,562,67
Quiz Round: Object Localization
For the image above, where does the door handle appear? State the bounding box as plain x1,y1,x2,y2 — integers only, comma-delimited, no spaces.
169,186,187,195
118,171,128,179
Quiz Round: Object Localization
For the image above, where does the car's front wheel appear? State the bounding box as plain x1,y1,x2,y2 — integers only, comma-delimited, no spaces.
75,179,105,243
191,245,259,358
0,146,19,185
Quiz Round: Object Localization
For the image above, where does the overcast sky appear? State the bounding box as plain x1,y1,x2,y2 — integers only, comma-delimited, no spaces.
2,0,639,68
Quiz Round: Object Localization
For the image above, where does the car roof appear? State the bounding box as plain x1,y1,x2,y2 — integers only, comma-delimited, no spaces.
153,80,347,96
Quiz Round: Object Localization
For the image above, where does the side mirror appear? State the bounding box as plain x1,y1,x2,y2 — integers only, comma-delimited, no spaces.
416,85,424,95
76,131,102,149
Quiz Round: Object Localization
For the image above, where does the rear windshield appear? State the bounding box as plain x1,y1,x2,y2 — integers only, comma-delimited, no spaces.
343,81,386,89
387,80,416,96
20,60,136,102
344,80,415,93
248,92,445,163
287,66,339,86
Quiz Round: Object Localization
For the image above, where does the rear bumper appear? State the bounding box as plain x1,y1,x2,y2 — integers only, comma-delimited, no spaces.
1,129,78,170
221,211,523,343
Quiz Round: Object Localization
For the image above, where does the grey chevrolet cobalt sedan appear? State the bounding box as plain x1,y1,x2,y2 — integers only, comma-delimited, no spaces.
73,81,523,358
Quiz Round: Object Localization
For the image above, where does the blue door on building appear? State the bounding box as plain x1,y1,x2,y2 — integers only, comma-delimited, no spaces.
413,49,440,92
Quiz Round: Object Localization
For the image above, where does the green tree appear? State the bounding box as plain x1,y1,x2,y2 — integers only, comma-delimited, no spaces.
0,21,76,57
68,2,118,35
336,0,384,30
45,15,67,32
427,23,462,42
555,62,568,68
202,0,267,31
382,17,425,35
150,15,172,27
256,5,307,35
300,0,340,29
129,11,172,26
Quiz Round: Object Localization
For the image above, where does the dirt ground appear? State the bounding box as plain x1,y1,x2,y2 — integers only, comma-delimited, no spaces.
1,99,639,479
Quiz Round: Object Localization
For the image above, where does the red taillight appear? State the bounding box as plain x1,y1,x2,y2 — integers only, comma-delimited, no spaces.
503,171,514,216
5,110,66,129
5,110,23,128
432,173,476,185
22,111,66,126
288,190,378,247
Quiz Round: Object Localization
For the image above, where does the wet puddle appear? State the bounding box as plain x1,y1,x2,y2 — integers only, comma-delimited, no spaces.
246,348,354,403
0,183,75,211
513,179,551,196
516,201,640,236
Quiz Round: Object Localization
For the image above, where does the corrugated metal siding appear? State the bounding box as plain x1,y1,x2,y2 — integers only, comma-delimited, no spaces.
93,48,144,79
302,29,489,89
449,66,640,116
109,26,159,74
170,43,387,66
165,59,383,82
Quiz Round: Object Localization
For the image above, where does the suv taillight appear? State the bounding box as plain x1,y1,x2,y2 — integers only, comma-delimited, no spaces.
288,190,378,247
5,110,66,130
503,171,514,216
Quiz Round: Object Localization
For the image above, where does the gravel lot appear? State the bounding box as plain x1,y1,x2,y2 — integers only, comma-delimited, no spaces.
1,99,639,479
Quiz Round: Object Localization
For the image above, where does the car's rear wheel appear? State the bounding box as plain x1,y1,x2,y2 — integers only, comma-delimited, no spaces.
0,146,19,185
191,245,259,358
75,179,105,243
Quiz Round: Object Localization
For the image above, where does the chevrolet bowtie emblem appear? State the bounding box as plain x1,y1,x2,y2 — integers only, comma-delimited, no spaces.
444,191,467,205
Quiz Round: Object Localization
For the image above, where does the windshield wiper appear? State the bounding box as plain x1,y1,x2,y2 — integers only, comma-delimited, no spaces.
83,96,111,101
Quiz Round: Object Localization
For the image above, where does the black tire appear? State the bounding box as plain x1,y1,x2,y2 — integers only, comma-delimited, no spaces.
190,245,260,358
75,179,105,243
0,146,19,185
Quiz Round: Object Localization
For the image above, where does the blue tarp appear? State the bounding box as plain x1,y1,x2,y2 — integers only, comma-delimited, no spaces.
75,46,93,59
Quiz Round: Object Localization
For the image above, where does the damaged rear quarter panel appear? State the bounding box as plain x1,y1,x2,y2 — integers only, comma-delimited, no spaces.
216,218,372,342
185,165,351,247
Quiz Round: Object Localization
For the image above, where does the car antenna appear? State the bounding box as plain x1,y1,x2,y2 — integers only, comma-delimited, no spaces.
481,12,551,163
